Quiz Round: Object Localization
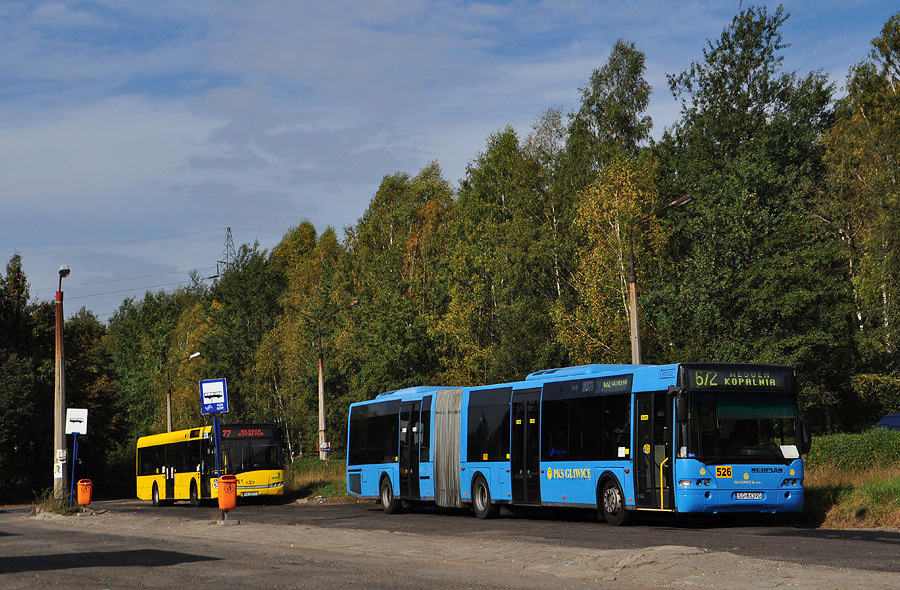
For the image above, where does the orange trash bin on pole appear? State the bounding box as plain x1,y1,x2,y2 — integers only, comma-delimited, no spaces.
218,474,237,511
77,479,92,506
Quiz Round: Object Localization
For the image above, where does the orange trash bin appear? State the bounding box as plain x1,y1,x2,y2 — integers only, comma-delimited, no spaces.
77,479,92,506
217,475,237,511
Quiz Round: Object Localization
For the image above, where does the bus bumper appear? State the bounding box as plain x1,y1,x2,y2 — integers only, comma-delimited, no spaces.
676,488,804,513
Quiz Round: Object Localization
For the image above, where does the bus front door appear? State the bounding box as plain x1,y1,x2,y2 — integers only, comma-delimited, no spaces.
634,391,673,510
511,388,541,505
399,401,421,500
164,448,175,500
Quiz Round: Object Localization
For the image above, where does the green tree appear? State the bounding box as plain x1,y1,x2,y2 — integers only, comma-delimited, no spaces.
823,13,900,425
551,39,656,365
653,5,853,430
824,13,900,372
563,39,653,194
556,152,660,364
436,127,566,384
64,309,129,495
202,243,286,422
251,222,348,457
108,286,204,436
0,256,51,501
342,163,454,401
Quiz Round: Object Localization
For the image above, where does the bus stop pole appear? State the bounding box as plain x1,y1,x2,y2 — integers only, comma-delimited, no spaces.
68,433,78,508
213,414,222,477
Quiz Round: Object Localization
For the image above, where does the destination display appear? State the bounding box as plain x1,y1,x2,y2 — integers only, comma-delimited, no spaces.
598,375,633,394
682,364,795,392
221,426,277,439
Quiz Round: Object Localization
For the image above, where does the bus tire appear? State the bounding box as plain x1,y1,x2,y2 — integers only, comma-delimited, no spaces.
472,476,499,519
151,483,161,508
600,479,631,526
380,476,402,514
189,480,200,507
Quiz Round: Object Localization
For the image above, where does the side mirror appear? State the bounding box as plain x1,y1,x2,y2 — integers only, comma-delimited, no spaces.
670,387,688,423
797,419,811,455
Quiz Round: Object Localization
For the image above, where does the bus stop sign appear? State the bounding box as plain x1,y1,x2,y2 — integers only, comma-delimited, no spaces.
200,378,229,414
65,408,88,435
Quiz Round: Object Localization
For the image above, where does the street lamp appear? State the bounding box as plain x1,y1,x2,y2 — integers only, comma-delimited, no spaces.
627,195,692,365
294,300,359,459
53,265,70,501
166,351,201,432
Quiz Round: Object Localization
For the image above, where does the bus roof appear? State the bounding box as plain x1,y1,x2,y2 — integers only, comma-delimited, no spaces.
525,364,651,380
353,362,797,408
136,426,213,448
374,386,453,401
355,364,680,406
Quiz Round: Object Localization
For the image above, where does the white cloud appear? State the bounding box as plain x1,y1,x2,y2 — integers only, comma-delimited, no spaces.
1,0,897,319
0,96,222,203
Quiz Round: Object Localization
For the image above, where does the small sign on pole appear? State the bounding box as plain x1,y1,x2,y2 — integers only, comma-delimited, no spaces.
200,378,229,415
66,408,88,435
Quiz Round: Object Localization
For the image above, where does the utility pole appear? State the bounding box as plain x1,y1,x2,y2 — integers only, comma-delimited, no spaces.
166,351,201,432
53,265,70,501
627,196,692,365
291,300,360,459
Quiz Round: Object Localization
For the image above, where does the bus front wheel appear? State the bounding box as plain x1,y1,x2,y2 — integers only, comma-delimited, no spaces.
380,477,402,514
151,483,161,508
472,476,499,519
600,480,631,526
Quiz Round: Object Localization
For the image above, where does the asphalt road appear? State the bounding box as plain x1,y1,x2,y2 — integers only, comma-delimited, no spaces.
114,498,900,573
2,498,899,588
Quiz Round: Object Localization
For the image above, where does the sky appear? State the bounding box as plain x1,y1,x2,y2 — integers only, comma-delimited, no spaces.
1,0,896,322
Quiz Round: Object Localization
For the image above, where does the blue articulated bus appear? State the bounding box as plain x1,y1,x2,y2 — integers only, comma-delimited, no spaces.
346,362,811,525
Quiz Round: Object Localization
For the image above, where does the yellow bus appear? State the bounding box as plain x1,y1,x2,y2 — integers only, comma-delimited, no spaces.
136,423,286,506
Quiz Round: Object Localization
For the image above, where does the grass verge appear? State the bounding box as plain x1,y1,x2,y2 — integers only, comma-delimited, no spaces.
804,466,900,528
286,456,351,501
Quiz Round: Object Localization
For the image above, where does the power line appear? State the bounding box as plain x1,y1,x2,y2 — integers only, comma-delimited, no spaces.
17,229,224,258
33,267,217,292
66,279,207,301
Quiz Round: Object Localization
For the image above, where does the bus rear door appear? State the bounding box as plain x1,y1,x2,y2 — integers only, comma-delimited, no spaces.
399,401,421,500
511,388,541,505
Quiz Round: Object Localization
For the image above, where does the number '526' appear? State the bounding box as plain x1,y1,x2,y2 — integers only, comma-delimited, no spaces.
695,371,718,387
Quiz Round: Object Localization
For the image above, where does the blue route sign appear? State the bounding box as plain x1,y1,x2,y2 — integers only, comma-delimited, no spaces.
200,378,229,415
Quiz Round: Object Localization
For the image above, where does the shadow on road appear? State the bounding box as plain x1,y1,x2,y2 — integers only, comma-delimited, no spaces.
768,527,900,545
0,549,219,574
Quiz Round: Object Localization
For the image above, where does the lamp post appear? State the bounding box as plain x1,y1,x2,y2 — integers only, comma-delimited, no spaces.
294,300,359,459
166,351,201,432
53,265,70,501
627,195,692,365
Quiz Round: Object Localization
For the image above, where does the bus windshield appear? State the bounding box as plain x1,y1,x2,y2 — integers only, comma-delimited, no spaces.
221,426,284,473
223,437,283,472
686,391,799,463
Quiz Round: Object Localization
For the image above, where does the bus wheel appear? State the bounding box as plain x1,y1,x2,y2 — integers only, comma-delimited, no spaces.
380,477,402,514
189,480,200,507
600,480,631,526
151,483,161,508
472,476,499,519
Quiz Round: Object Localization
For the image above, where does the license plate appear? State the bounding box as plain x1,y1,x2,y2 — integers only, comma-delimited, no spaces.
734,492,763,500
242,491,259,497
